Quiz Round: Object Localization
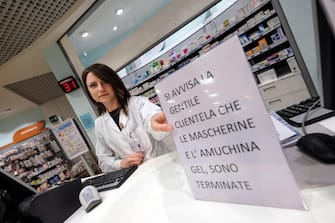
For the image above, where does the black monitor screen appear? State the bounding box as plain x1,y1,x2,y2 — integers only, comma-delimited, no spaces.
0,167,37,204
314,0,335,110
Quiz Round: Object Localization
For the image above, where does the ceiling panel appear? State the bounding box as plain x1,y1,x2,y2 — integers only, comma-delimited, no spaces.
3,72,65,105
0,0,79,66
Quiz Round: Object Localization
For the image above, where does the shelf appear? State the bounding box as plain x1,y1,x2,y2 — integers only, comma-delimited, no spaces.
241,23,282,48
124,0,273,91
246,37,288,60
119,0,306,113
148,93,158,100
127,47,201,91
128,64,174,91
216,0,272,37
27,158,63,179
0,130,74,191
238,10,277,35
251,53,294,73
30,165,68,186
257,72,300,87
134,86,155,96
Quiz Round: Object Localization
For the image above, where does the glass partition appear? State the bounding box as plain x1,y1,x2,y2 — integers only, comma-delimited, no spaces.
66,0,172,68
118,0,238,78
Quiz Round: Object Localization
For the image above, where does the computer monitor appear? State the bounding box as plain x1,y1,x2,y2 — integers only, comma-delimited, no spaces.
313,0,335,110
0,167,37,207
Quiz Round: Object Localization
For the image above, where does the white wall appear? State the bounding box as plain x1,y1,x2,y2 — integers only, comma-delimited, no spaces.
40,96,77,123
42,43,98,145
0,107,45,147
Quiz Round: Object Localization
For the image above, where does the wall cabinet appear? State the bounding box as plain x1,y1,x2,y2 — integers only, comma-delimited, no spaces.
120,0,311,111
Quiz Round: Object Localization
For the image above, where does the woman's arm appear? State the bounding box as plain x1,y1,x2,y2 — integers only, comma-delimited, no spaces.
137,96,173,140
151,112,173,132
95,134,122,172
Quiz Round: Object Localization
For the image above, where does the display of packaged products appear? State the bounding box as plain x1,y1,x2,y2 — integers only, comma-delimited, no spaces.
120,0,301,119
287,56,300,73
239,34,249,45
238,23,248,33
257,68,277,84
254,11,265,20
250,0,264,9
253,45,261,54
258,23,267,32
246,49,254,57
223,19,230,27
151,61,161,72
267,52,279,61
210,41,219,49
271,33,281,42
277,48,290,59
258,38,268,50
181,46,189,55
247,18,256,27
267,16,280,29
276,27,285,38
249,31,262,40
168,49,176,63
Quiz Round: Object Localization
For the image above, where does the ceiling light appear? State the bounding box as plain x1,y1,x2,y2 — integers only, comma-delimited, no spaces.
113,26,118,31
116,8,123,15
80,31,89,37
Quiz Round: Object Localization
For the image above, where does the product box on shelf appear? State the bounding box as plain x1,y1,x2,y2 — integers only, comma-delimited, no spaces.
267,16,280,29
257,68,277,84
258,38,268,50
287,56,301,74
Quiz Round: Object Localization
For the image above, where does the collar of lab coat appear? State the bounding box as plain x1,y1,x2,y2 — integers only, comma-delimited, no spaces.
119,109,128,130
102,109,129,130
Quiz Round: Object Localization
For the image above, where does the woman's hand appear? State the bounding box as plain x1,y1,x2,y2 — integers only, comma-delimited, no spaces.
151,112,173,132
120,152,145,168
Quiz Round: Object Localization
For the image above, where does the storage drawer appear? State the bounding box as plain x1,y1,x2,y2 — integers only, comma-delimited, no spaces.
258,73,307,100
263,89,310,111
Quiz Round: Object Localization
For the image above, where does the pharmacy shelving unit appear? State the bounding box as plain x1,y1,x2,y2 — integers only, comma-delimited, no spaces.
0,130,71,192
120,0,313,111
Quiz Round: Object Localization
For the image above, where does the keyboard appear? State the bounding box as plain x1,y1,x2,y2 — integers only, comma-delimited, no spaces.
82,166,138,192
276,97,335,127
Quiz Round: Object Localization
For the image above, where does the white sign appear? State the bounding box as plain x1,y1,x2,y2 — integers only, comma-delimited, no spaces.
52,118,89,160
155,36,305,209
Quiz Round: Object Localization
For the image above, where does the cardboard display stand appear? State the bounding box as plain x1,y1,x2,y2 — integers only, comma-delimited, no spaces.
155,36,305,209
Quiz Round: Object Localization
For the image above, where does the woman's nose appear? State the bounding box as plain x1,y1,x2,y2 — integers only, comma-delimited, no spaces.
97,83,104,91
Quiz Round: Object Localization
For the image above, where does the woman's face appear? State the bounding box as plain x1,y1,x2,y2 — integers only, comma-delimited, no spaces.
86,72,117,105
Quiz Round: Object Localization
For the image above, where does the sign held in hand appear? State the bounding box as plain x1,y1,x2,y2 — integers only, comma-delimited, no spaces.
155,36,305,210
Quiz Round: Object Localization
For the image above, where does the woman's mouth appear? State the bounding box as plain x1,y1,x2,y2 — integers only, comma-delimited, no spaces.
99,93,108,97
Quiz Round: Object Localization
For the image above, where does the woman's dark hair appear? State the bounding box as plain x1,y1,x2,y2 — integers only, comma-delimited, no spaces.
82,63,131,115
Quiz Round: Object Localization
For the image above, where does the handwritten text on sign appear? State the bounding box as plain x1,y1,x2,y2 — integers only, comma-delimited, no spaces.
155,36,304,209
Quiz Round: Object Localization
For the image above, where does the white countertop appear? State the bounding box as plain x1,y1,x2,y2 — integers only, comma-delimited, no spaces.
65,147,335,223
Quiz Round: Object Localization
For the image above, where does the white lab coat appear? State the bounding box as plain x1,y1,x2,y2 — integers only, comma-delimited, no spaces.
94,96,172,172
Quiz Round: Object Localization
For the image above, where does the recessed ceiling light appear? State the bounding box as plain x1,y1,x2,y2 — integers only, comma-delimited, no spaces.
116,8,123,15
113,26,118,31
80,31,89,37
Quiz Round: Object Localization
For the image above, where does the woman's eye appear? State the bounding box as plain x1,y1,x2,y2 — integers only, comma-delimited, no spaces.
88,83,97,88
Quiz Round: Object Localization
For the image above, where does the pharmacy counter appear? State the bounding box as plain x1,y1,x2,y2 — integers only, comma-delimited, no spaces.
65,141,335,223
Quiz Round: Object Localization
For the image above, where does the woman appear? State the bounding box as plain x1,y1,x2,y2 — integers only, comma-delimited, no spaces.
82,63,173,172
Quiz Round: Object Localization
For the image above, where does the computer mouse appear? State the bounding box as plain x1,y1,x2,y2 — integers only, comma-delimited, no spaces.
296,133,335,164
